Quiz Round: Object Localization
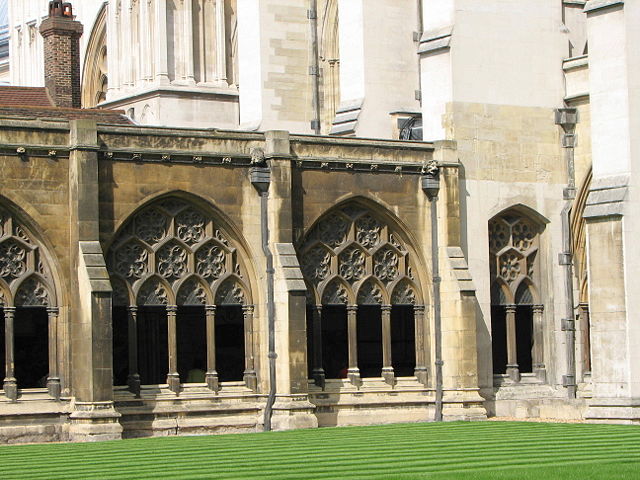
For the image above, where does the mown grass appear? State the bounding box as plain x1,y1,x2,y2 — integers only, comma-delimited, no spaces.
1,421,639,479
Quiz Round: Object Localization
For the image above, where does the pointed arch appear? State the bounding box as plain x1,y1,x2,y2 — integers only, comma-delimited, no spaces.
107,190,257,305
81,3,108,108
213,274,251,306
355,277,388,306
135,275,174,306
176,275,213,306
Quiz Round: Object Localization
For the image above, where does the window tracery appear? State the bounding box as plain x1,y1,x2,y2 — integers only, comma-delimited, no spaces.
108,198,248,307
301,206,419,306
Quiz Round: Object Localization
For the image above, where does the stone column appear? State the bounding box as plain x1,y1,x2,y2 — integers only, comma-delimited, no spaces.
505,304,520,382
154,0,170,84
311,305,325,388
46,307,61,400
347,305,361,386
215,0,227,84
532,304,546,381
205,305,219,392
3,307,17,401
182,0,196,85
139,0,152,82
107,0,122,94
381,305,395,386
127,306,141,397
242,305,257,391
166,305,180,393
413,305,428,386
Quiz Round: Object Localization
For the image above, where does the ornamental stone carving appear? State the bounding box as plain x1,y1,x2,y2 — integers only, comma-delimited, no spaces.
0,240,28,280
135,208,167,244
157,242,188,282
108,197,250,307
15,277,50,307
0,209,55,307
299,204,422,307
339,246,366,282
196,243,226,280
489,212,541,304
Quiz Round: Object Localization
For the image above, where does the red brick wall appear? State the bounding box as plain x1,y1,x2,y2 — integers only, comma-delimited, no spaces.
39,17,83,109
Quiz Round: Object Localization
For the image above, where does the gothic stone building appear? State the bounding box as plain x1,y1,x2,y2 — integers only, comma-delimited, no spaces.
0,0,638,442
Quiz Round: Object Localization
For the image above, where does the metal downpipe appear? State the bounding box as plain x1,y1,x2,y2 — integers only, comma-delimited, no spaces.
556,108,578,399
309,0,321,134
261,190,277,430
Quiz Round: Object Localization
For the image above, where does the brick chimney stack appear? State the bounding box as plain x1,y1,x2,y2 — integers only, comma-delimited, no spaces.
39,1,83,108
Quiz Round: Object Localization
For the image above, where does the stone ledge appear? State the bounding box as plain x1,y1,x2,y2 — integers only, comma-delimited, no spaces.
584,0,624,13
583,175,628,219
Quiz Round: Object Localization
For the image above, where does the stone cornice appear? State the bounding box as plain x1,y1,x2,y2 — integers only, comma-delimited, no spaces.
584,0,624,13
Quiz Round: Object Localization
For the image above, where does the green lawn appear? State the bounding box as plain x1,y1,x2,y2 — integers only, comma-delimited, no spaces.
1,422,639,479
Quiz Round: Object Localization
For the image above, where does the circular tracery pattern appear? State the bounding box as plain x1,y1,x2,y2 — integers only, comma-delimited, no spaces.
299,205,420,306
108,198,249,307
489,212,541,304
0,209,55,307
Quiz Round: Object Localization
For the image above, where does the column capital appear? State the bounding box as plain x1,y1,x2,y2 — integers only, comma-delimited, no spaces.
205,304,216,314
242,304,255,314
347,305,358,313
46,306,60,316
414,304,426,313
381,304,392,312
3,306,15,314
127,305,138,313
166,305,178,314
532,304,544,313
504,304,517,313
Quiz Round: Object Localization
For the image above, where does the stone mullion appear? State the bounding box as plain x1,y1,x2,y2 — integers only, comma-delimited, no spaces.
532,304,546,381
166,305,180,393
3,307,17,401
46,307,61,400
347,305,361,386
311,305,325,387
205,305,219,392
242,305,257,391
413,305,428,385
505,304,520,382
380,305,394,386
127,306,141,397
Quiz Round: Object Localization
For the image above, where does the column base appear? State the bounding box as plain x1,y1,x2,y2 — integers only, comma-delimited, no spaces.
414,367,429,386
506,365,521,383
382,367,396,387
3,377,17,401
127,373,141,398
47,377,61,400
244,370,257,392
347,368,362,387
206,371,220,393
533,365,547,383
442,389,488,421
269,396,318,431
312,369,325,389
69,401,123,442
167,373,181,395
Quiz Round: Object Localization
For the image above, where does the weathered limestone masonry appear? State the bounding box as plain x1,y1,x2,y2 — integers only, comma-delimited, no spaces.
0,115,489,442
582,0,640,424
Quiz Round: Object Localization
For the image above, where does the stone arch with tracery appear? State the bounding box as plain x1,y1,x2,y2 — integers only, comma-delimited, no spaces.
107,196,255,395
0,206,60,401
299,202,428,387
488,208,546,382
